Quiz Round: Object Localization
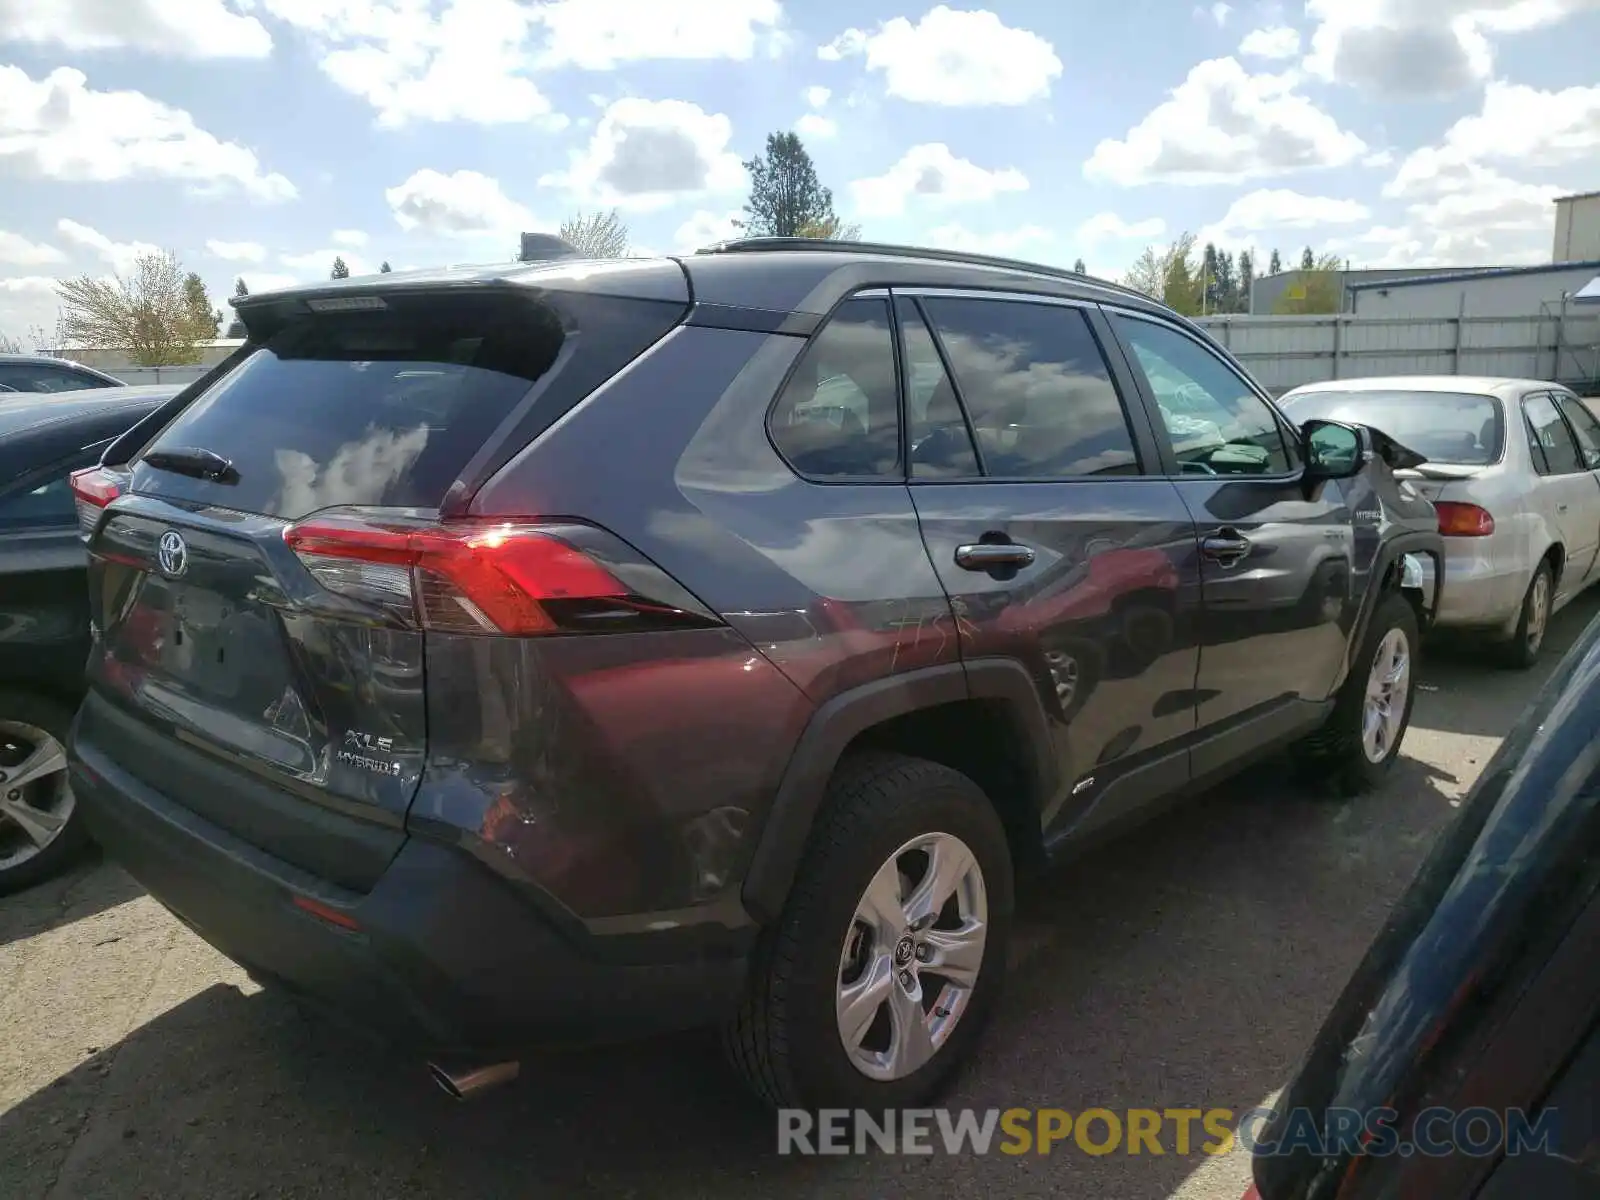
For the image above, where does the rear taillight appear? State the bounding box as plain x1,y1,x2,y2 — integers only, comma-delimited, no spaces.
68,466,122,539
1435,501,1495,537
283,512,690,636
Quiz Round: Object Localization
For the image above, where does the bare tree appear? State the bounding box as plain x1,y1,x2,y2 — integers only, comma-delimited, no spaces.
55,250,217,366
558,210,630,258
0,330,22,353
795,214,862,241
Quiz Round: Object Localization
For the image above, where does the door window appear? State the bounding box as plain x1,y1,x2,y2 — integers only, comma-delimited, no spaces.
1111,315,1295,476
0,363,108,392
899,299,980,478
769,297,902,480
1554,393,1600,471
918,297,1139,478
1523,392,1583,475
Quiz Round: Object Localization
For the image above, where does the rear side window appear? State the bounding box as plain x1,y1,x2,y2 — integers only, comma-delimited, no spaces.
0,473,75,529
1555,393,1600,470
1524,392,1583,475
0,363,109,393
900,298,979,479
769,297,901,479
130,291,682,519
919,297,1139,478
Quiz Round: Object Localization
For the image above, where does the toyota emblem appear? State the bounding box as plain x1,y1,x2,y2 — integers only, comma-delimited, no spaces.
156,530,189,578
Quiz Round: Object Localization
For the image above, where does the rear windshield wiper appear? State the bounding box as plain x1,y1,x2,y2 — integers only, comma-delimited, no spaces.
142,445,240,484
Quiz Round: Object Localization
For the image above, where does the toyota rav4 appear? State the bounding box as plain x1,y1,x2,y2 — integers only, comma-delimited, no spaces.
67,239,1442,1110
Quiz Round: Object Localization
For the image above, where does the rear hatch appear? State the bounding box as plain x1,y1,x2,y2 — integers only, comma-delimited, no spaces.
72,273,687,890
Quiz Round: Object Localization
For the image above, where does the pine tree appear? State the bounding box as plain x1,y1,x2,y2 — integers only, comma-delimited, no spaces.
738,132,839,238
1300,246,1315,271
233,277,249,297
1072,257,1087,274
331,256,350,279
379,261,392,273
1268,248,1282,276
1238,250,1255,313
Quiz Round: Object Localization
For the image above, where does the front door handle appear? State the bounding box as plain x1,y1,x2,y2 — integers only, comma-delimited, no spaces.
1558,503,1570,513
955,542,1036,571
1201,530,1252,565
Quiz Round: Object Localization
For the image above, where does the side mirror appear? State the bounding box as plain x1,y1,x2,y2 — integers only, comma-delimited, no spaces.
1303,419,1364,480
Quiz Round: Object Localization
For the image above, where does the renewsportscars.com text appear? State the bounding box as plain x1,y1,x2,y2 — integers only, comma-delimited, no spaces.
777,1106,1559,1157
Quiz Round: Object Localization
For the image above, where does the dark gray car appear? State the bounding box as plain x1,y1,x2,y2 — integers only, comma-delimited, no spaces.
66,240,1441,1110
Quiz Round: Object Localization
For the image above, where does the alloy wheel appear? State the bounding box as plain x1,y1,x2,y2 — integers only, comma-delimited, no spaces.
836,832,988,1081
0,722,74,872
1361,629,1412,765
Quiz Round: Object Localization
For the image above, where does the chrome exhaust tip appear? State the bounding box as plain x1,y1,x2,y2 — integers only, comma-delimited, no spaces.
427,1060,521,1100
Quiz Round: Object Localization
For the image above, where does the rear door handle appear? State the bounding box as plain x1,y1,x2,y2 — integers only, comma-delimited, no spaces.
1201,530,1252,565
955,543,1036,571
1558,503,1570,513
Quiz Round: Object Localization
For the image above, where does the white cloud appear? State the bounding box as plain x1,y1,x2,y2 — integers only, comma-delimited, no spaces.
1083,58,1367,186
673,209,743,251
55,219,163,276
386,168,536,236
1344,170,1562,268
263,0,564,130
206,239,268,263
1304,0,1600,98
1196,189,1371,249
851,143,1027,218
804,85,832,109
0,0,272,58
0,66,296,201
924,223,1054,257
0,231,65,267
280,247,373,278
819,6,1062,107
1386,81,1600,200
1239,26,1301,58
0,276,61,342
1076,213,1168,246
332,229,370,247
796,112,838,139
532,0,785,68
1209,2,1234,25
540,98,745,212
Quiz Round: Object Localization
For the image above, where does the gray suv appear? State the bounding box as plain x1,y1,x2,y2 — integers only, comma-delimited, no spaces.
67,240,1441,1110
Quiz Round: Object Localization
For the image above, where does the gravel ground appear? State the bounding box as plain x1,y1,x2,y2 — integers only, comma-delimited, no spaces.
5,595,1595,1200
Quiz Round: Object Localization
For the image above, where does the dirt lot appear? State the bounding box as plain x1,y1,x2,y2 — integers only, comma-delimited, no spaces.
5,596,1595,1200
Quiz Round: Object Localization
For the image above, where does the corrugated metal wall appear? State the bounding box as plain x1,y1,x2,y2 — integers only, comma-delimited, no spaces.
1196,310,1600,395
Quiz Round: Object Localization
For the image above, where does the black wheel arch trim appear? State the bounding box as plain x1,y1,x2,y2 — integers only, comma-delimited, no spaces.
740,658,1056,925
1348,530,1443,674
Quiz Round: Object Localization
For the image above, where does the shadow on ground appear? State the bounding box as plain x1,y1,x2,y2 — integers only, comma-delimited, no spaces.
5,596,1581,1200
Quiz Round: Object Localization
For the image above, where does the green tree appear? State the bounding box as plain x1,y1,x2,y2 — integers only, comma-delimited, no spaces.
794,213,862,240
738,131,840,238
1238,249,1255,313
182,272,220,339
379,261,392,273
331,256,350,279
1273,253,1346,314
1268,248,1282,275
233,277,249,298
559,209,630,257
1123,233,1202,313
1300,246,1315,271
1072,257,1087,274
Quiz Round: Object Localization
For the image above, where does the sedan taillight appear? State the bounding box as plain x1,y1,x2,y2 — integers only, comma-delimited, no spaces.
1435,500,1495,537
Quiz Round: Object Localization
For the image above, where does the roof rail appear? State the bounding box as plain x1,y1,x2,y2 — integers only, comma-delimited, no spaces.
696,236,1148,303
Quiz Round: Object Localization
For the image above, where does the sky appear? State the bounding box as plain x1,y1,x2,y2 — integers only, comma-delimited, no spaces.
1,0,1598,341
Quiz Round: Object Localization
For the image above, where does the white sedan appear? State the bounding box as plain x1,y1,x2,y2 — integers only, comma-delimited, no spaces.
1279,375,1600,667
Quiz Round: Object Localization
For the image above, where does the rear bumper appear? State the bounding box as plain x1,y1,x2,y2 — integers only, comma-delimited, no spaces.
70,733,750,1057
1435,541,1526,630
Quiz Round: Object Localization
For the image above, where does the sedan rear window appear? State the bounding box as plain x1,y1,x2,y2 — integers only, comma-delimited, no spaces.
1279,390,1503,465
129,290,681,519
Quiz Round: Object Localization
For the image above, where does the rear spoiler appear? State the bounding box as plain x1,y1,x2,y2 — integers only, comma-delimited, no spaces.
1363,425,1429,472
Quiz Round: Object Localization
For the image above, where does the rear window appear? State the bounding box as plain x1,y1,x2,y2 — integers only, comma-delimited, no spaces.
129,290,682,519
1280,389,1502,465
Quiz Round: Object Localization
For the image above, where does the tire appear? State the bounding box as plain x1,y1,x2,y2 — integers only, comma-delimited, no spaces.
1293,591,1420,797
724,752,1014,1110
0,689,90,896
1497,561,1554,670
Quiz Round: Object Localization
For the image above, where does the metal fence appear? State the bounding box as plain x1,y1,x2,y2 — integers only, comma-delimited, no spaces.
1194,310,1600,396
105,365,214,386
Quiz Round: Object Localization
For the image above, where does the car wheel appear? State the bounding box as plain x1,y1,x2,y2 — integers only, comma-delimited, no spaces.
1498,561,1553,670
1293,591,1420,797
724,752,1014,1109
0,690,89,896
